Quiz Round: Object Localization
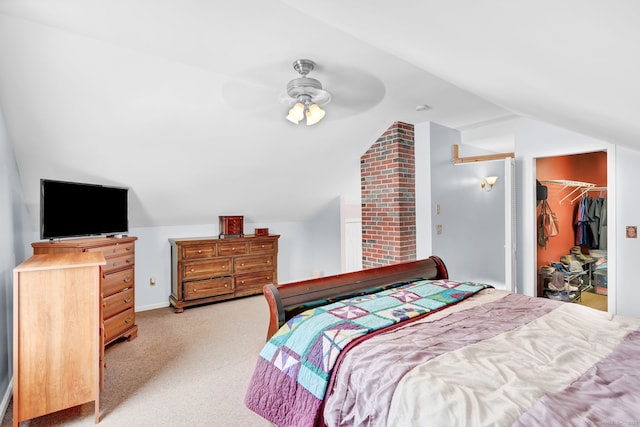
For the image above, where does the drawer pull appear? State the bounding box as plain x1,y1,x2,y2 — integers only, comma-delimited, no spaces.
241,263,245,266
224,283,229,288
261,245,265,248
193,288,198,292
124,276,132,283
126,259,131,264
241,281,245,284
190,268,195,272
124,296,132,303
198,249,202,254
125,316,132,324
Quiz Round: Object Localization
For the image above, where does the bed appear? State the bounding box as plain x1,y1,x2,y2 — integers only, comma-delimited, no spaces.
244,256,640,427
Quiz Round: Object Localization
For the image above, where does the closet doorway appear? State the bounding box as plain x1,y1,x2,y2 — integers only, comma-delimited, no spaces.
535,151,608,311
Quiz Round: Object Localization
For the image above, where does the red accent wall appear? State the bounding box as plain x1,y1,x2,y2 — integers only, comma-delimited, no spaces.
536,151,607,269
361,122,416,268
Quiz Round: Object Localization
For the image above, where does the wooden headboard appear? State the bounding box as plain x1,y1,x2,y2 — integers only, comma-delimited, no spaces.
262,256,449,340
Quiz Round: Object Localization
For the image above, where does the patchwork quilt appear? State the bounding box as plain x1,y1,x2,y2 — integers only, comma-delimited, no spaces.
244,279,491,427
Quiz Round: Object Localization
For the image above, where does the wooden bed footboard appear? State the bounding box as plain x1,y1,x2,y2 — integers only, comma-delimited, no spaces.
262,256,448,340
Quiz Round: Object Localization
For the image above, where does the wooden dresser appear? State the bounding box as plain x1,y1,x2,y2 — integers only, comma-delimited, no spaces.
13,252,105,425
32,236,138,346
169,234,279,312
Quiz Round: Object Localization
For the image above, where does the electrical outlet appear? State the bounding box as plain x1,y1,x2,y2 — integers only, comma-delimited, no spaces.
436,224,443,235
149,277,156,286
436,204,441,215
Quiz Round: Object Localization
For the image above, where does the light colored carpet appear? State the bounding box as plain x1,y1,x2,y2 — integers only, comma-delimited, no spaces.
576,291,608,312
2,296,272,427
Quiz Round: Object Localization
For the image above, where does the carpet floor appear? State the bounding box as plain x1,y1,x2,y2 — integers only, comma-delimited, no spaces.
576,290,608,312
2,296,271,427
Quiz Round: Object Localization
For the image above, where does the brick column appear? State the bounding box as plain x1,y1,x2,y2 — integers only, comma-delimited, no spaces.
361,122,416,268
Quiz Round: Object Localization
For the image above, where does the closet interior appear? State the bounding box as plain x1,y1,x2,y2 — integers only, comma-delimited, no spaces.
536,152,608,311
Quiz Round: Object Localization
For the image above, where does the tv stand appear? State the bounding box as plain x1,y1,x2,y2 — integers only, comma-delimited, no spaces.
32,236,138,347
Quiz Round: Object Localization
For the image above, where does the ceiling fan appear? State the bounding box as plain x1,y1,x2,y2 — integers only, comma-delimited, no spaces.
282,59,331,126
220,59,385,122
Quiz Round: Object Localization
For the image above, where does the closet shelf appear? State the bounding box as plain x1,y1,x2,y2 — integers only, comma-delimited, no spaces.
540,180,596,204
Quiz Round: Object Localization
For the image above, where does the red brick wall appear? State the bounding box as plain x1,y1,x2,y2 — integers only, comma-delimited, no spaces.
361,122,416,268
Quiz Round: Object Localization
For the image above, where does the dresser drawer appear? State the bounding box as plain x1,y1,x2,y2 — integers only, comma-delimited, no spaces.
218,242,248,256
182,243,217,260
235,271,274,296
104,308,135,343
184,277,234,300
102,254,134,274
249,240,275,253
234,255,274,273
88,241,135,260
103,288,134,319
103,267,134,297
182,258,231,280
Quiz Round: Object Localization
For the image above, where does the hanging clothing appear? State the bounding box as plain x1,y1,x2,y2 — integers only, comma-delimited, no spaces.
599,198,607,250
574,195,607,249
575,196,594,247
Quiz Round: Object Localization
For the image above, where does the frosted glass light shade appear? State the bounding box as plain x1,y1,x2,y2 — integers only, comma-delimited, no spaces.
305,103,325,126
286,102,305,124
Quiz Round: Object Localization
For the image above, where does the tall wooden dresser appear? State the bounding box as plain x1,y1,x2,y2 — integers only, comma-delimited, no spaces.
32,236,138,346
169,234,279,312
13,252,105,425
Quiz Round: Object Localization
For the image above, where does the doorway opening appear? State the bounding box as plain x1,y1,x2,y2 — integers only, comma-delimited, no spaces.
535,151,608,311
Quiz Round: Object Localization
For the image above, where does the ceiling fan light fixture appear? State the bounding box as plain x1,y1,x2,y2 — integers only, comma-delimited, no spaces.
284,59,331,126
286,102,305,124
305,103,325,126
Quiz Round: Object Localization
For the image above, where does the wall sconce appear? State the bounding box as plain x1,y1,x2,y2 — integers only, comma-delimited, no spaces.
481,176,498,192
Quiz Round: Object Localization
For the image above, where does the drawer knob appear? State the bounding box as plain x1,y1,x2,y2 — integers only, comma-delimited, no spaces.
124,296,132,303
261,245,265,248
125,316,132,324
126,247,131,251
241,263,245,266
240,281,245,284
198,250,202,254
190,268,195,272
224,283,229,288
193,288,197,292
124,276,132,283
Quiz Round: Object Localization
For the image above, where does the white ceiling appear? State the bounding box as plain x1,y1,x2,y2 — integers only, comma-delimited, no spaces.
1,1,638,229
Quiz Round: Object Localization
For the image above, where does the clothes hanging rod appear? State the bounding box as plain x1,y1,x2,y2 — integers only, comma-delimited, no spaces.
570,186,608,203
540,179,596,204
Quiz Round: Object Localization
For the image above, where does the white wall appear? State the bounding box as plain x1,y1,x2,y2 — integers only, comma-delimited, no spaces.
415,122,506,287
0,106,33,420
615,146,640,316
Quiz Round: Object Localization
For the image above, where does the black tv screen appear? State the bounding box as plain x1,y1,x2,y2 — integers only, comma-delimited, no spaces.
40,179,129,240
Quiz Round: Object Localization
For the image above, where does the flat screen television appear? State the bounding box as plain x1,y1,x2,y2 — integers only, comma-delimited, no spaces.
40,179,129,240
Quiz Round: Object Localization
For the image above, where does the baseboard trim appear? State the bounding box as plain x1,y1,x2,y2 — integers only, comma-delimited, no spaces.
0,378,13,423
135,301,170,312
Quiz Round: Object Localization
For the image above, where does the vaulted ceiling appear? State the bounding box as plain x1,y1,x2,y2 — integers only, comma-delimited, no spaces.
1,1,638,229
